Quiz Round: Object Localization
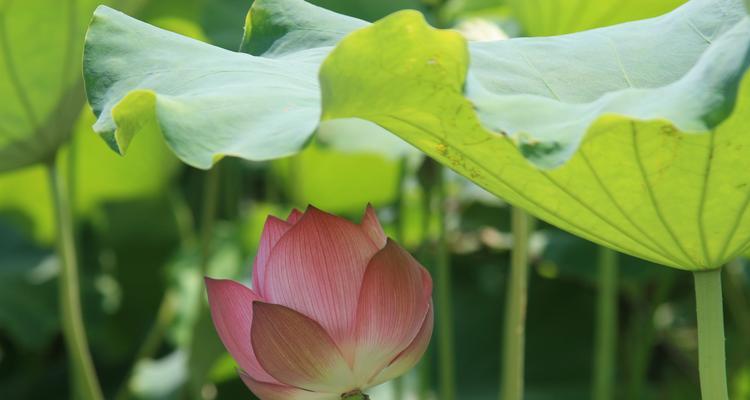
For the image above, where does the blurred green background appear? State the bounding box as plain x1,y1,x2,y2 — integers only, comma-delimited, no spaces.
1,0,749,399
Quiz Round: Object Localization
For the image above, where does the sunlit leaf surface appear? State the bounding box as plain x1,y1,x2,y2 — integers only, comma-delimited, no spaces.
320,0,750,270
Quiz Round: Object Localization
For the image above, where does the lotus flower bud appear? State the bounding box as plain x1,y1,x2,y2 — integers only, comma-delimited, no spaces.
205,205,433,400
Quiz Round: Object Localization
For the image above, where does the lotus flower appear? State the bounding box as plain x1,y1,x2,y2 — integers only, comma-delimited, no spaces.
205,205,433,400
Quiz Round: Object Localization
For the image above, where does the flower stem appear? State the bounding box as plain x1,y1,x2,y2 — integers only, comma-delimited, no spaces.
48,158,104,400
500,207,530,400
435,165,456,400
693,268,729,400
593,247,618,400
624,271,675,399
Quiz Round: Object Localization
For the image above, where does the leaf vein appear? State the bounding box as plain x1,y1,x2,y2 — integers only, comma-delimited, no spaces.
697,131,714,266
715,185,750,265
539,170,682,264
579,150,687,265
687,19,713,45
631,121,698,267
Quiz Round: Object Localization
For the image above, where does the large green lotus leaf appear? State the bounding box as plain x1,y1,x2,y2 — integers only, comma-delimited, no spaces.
319,0,750,270
508,0,687,36
240,0,420,157
83,0,419,168
84,4,317,168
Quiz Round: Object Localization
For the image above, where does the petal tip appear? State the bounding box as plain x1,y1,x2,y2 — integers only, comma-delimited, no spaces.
204,276,226,293
361,205,387,248
286,208,305,224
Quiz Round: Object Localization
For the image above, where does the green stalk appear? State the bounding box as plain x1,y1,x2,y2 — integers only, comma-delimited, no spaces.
417,353,431,400
200,167,220,274
593,247,618,400
434,165,456,400
175,167,222,400
220,159,241,219
693,269,729,400
500,207,530,400
187,167,221,400
625,302,652,400
393,157,409,400
48,158,104,400
624,273,675,400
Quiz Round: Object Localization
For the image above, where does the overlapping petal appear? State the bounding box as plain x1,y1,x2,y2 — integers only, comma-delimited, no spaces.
204,278,278,384
286,208,304,224
369,302,434,387
251,302,355,393
351,240,432,384
262,207,379,356
252,216,292,296
240,372,339,400
360,204,387,249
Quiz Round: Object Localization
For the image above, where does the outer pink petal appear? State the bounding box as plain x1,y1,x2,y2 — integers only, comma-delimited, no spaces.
252,216,292,296
240,372,339,400
286,208,304,224
262,206,379,359
360,204,387,249
351,240,432,385
368,302,434,387
204,278,278,384
251,302,355,393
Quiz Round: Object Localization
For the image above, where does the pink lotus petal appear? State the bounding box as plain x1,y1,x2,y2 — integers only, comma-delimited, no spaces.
204,278,278,384
240,372,339,400
286,208,304,224
262,206,379,360
251,302,355,393
369,302,434,387
351,240,432,385
252,216,292,296
360,204,387,249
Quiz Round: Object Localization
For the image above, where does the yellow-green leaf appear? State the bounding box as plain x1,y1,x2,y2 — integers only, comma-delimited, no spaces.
320,0,750,270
